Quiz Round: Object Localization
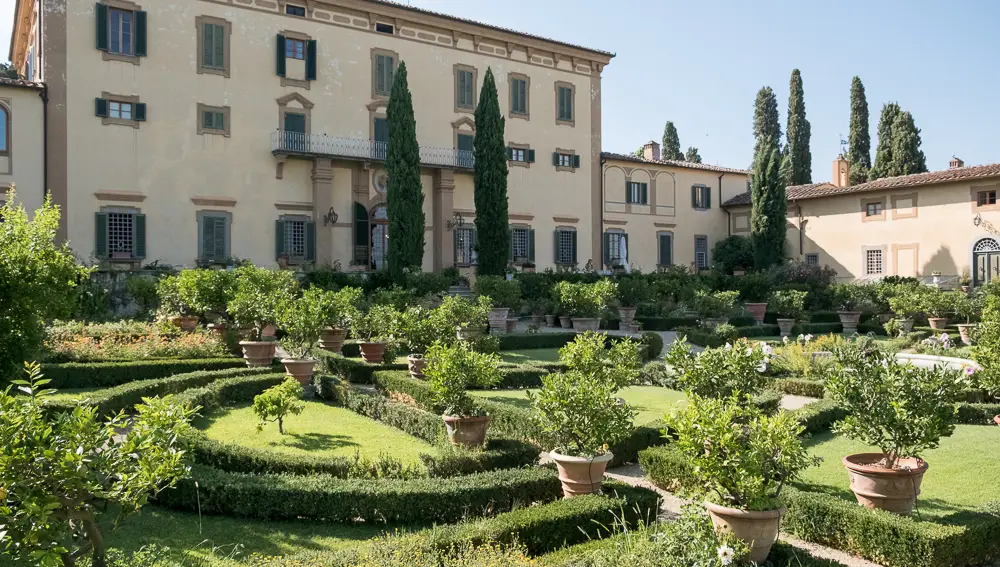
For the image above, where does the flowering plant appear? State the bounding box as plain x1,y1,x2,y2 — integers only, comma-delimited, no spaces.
664,337,771,398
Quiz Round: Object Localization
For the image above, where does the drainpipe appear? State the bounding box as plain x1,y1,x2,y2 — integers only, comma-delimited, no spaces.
599,155,606,269
796,203,804,256
40,85,48,201
718,173,730,236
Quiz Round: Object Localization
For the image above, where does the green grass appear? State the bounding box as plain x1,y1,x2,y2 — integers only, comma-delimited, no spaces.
796,425,1000,519
44,387,103,403
471,385,686,425
500,348,563,364
196,400,440,464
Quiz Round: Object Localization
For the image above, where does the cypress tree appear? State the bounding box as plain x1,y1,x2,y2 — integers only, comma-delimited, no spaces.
384,61,424,280
848,77,871,184
889,110,928,176
783,69,812,185
750,143,786,270
869,102,900,180
662,121,684,160
752,87,782,160
473,67,510,276
684,147,702,163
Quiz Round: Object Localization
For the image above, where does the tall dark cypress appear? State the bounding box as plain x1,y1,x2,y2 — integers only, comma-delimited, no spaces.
750,143,786,270
870,102,900,180
783,69,812,185
384,61,424,280
752,87,782,161
473,67,510,276
661,121,684,160
848,77,871,185
889,110,928,176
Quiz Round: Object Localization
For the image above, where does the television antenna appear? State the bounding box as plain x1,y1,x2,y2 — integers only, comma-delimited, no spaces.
839,134,848,156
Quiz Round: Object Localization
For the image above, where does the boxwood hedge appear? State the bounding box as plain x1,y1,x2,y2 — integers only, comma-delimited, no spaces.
41,357,247,389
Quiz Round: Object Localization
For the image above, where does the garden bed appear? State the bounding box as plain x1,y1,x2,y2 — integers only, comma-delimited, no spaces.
470,385,686,425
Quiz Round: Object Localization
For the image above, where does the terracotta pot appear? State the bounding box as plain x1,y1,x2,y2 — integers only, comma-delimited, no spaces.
744,302,768,324
837,311,862,334
488,308,510,334
898,318,915,333
281,359,316,386
523,266,536,273
928,317,948,330
262,324,277,338
704,501,784,564
961,285,970,293
878,313,894,324
843,453,928,516
207,322,227,338
169,315,200,332
549,451,613,498
958,323,977,346
571,318,600,332
456,326,482,341
618,307,637,327
407,354,427,379
239,341,276,367
545,314,557,327
318,327,347,353
994,415,1000,426
442,415,490,448
776,318,796,337
506,317,518,333
629,323,641,333
702,317,728,330
559,316,573,328
358,341,387,364
528,314,543,326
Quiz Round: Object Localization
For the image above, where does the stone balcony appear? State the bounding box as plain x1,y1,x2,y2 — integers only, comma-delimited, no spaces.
271,131,474,170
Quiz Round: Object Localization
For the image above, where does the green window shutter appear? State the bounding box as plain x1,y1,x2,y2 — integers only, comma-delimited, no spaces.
305,220,316,262
94,212,108,257
508,229,514,262
276,34,286,77
275,219,286,258
659,234,672,266
641,183,648,204
135,11,147,56
623,233,629,262
375,55,385,93
203,23,214,66
96,3,109,51
214,217,228,260
133,214,146,259
658,234,667,265
573,155,581,168
570,231,577,264
706,188,712,209
306,40,318,81
506,147,513,160
528,229,535,262
553,230,560,264
552,152,559,166
134,103,146,122
200,216,213,261
527,149,535,163
625,181,632,204
202,111,213,130
95,98,108,118
691,186,697,208
453,230,458,264
603,232,611,266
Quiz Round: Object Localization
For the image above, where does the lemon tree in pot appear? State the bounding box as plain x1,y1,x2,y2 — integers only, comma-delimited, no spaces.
615,276,650,330
436,294,490,341
887,287,923,334
227,264,296,367
155,273,200,332
353,304,402,364
529,332,639,497
559,280,617,332
474,275,521,335
401,304,454,379
424,341,502,447
769,289,807,338
826,339,967,515
952,290,980,346
832,282,870,334
690,290,739,330
316,286,362,353
276,287,329,390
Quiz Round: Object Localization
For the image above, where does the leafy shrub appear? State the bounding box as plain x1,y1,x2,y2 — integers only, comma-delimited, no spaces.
253,377,305,434
711,235,754,275
436,294,491,334
227,264,297,340
713,323,738,342
972,285,1000,395
616,275,652,308
277,287,330,359
688,290,739,319
769,289,807,319
425,341,502,416
317,286,363,330
555,280,618,318
124,274,161,319
474,275,522,310
664,337,771,398
43,326,228,362
39,357,248,389
830,282,872,312
353,304,404,343
639,331,663,361
735,270,776,302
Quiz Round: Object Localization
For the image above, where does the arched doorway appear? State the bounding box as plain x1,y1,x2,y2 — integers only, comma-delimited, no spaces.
973,237,1000,287
370,204,388,271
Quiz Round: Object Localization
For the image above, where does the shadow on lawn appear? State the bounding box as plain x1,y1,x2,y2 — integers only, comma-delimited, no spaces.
271,432,359,452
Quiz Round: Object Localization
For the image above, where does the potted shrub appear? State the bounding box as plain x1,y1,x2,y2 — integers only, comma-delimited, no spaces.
528,298,548,327
437,295,489,341
920,287,951,330
952,291,979,345
959,269,971,293
425,341,502,447
227,264,297,367
352,304,401,364
155,274,200,332
664,336,772,399
529,332,640,496
826,339,967,515
690,290,738,329
666,394,816,563
522,260,536,273
402,305,451,379
276,288,329,388
831,283,870,334
474,276,521,335
616,276,650,331
887,287,922,333
769,290,807,338
316,286,362,353
551,283,572,328
738,272,774,325
562,280,617,332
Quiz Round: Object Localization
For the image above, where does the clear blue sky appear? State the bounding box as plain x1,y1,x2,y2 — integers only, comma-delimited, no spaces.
3,0,996,178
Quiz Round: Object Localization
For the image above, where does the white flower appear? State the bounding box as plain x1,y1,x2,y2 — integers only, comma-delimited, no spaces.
804,334,814,342
940,333,950,341
782,336,789,344
717,545,735,566
746,347,753,356
757,361,768,373
797,334,805,341
759,342,773,355
724,342,732,351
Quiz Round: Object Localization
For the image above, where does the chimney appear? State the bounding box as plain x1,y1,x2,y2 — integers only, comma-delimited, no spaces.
950,156,964,169
642,140,661,161
831,154,850,187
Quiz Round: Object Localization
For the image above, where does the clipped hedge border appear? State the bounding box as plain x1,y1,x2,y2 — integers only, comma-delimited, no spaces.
41,357,247,389
773,377,826,398
157,464,563,524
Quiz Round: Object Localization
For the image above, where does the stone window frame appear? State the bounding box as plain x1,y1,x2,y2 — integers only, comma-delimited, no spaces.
452,116,475,150
554,147,577,173
656,230,674,267
101,92,142,129
805,252,819,266
692,184,711,210
508,72,530,121
371,47,400,100
891,243,919,276
453,64,478,114
0,100,12,175
694,234,710,270
890,192,918,220
861,196,886,222
731,211,750,234
507,142,531,168
554,225,577,266
278,213,311,265
863,245,887,276
367,100,388,142
554,81,575,127
281,30,313,90
971,183,1000,213
197,103,231,137
102,0,143,65
196,15,232,78
196,209,232,265
510,222,532,265
277,92,313,135
99,204,143,264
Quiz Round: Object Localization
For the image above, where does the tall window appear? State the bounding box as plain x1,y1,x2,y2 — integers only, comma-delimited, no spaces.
202,23,225,69
285,38,305,60
692,185,711,209
555,229,576,265
455,227,475,265
695,235,709,269
109,8,134,56
353,202,369,265
657,232,673,266
0,106,8,154
511,227,531,262
511,77,527,115
95,209,146,261
374,53,395,96
284,219,307,259
199,213,229,264
605,231,627,267
626,181,648,205
456,68,475,110
557,85,573,122
108,211,135,257
865,248,884,276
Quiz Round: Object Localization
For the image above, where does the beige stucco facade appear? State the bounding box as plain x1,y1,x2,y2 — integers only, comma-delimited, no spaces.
0,81,45,216
13,0,611,270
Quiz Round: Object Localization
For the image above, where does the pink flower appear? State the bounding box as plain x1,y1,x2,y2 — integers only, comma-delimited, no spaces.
964,365,977,376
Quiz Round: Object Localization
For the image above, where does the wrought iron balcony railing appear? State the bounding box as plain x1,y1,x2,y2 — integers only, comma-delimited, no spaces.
271,131,474,169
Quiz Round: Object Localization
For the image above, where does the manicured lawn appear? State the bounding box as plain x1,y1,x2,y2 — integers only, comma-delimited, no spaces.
471,385,686,425
797,425,1000,519
196,401,440,464
500,348,563,364
44,387,103,403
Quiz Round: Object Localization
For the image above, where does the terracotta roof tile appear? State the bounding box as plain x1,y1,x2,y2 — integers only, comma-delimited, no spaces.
722,163,1000,207
601,152,749,175
0,77,43,90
